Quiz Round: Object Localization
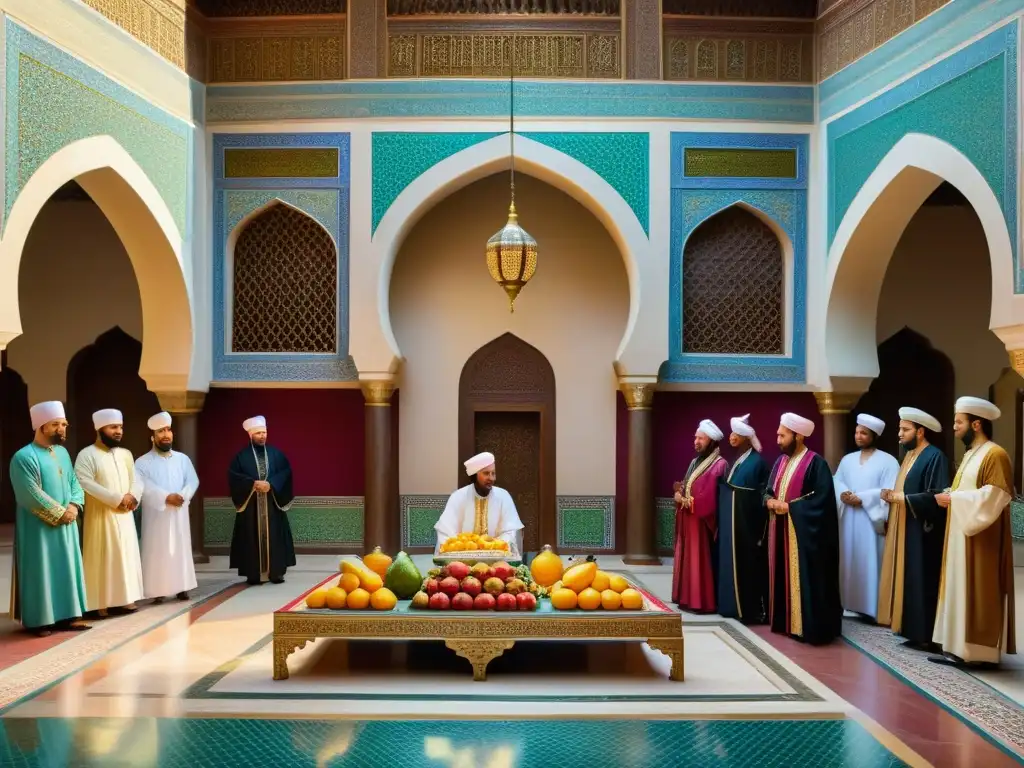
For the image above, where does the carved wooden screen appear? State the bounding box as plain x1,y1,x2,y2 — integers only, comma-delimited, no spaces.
231,204,337,354
682,206,784,355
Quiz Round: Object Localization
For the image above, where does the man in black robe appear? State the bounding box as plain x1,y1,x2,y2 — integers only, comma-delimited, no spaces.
878,407,950,650
228,416,296,585
763,412,842,645
717,414,771,624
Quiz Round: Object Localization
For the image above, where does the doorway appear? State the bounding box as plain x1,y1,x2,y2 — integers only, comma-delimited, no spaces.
474,411,542,552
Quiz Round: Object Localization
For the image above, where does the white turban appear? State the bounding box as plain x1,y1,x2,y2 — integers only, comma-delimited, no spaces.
147,411,172,431
464,451,495,476
780,412,815,437
730,414,762,453
243,415,267,433
954,396,1001,421
898,407,941,433
30,401,65,431
92,409,123,431
697,419,723,442
856,413,885,436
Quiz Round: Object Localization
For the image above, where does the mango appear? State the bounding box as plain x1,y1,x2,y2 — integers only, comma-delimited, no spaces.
562,561,597,593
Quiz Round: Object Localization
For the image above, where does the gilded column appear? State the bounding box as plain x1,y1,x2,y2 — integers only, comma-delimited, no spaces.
624,0,663,80
156,391,208,564
621,381,659,565
362,379,397,553
347,0,388,79
813,392,860,472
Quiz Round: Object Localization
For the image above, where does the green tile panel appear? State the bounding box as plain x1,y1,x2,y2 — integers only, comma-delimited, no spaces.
656,497,676,553
556,496,614,551
204,497,363,548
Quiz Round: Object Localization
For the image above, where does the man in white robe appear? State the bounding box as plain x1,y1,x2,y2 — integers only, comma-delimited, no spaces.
434,452,525,558
834,413,900,620
134,411,199,602
74,409,145,617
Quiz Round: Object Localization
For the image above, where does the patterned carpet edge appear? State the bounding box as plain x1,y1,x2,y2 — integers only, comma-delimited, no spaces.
840,618,1024,761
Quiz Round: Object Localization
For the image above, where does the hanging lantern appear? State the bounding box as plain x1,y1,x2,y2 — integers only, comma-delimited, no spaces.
486,202,537,313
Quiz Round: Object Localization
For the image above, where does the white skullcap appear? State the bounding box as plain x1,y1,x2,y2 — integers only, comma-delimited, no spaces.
92,409,123,431
780,412,815,437
697,419,723,442
954,396,1001,421
30,401,65,431
898,407,941,433
730,414,762,453
243,416,267,433
464,451,495,476
147,411,172,431
856,413,885,436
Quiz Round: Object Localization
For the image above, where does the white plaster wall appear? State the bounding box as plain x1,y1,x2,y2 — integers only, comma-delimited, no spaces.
5,199,141,403
391,172,628,495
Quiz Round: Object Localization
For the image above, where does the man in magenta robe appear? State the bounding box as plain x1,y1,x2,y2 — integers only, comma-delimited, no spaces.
672,419,729,612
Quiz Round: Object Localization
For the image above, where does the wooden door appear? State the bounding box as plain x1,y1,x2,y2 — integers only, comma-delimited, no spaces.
0,361,31,524
474,411,542,552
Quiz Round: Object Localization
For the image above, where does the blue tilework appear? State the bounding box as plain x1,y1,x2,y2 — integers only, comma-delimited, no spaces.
826,24,1018,286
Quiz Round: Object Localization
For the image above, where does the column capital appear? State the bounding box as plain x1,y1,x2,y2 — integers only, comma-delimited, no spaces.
1009,349,1024,377
813,391,860,415
619,380,656,410
361,379,396,406
156,390,207,414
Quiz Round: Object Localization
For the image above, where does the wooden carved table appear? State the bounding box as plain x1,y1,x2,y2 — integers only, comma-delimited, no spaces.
273,574,684,682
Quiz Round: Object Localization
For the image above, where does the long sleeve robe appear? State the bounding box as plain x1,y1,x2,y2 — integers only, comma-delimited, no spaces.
672,450,728,613
933,441,1017,662
433,485,524,557
834,449,900,619
134,449,199,598
764,448,842,645
228,443,296,583
9,443,88,629
74,443,145,612
877,443,949,643
716,448,771,623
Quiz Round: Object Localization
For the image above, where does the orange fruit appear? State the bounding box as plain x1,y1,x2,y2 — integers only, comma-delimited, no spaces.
305,589,328,609
347,588,371,610
607,574,629,593
577,587,602,611
550,587,578,610
370,587,397,611
325,587,347,610
359,571,383,594
620,588,644,610
601,589,622,610
338,573,360,593
591,570,610,592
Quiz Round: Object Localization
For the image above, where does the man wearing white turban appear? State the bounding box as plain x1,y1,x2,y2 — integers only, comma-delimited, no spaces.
671,420,728,612
74,408,145,617
834,414,899,620
134,412,200,602
8,402,90,636
434,452,525,557
764,413,842,644
930,397,1016,667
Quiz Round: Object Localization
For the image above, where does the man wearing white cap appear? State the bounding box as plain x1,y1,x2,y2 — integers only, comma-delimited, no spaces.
8,401,89,636
833,414,899,620
434,452,524,557
134,412,199,602
878,407,949,650
764,412,842,644
671,420,728,613
74,408,145,617
717,415,771,623
228,416,296,585
931,397,1016,667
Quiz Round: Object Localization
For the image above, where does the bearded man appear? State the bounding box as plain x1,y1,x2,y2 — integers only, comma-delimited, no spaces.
434,451,524,557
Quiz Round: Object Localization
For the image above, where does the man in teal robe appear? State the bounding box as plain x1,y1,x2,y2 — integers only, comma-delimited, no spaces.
9,401,90,636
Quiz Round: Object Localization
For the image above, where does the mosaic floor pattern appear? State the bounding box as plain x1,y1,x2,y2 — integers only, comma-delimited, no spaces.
0,717,908,767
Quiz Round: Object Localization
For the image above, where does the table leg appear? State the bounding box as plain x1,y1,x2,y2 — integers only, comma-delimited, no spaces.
445,639,516,681
273,634,314,680
647,637,685,681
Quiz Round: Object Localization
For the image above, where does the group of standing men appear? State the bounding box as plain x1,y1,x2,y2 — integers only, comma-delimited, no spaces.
671,398,1017,667
8,404,297,637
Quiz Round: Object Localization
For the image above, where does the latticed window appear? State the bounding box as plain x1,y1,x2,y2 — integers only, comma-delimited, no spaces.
232,204,337,354
682,206,784,355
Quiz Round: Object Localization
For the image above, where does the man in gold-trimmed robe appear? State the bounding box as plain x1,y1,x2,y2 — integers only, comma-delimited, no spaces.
930,397,1016,668
434,452,524,557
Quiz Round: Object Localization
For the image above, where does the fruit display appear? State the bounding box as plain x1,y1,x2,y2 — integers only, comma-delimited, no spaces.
412,560,538,611
306,554,400,610
383,551,423,599
438,532,510,553
530,544,564,587
550,558,645,611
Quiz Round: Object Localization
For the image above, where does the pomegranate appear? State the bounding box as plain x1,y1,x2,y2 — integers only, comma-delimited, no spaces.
424,578,440,595
473,593,496,610
516,592,537,611
492,562,515,581
496,593,517,611
447,562,471,581
483,577,505,596
428,592,450,610
439,577,461,597
460,576,482,598
452,592,474,611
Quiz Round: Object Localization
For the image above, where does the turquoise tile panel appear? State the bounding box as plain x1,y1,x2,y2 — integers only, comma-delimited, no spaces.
657,497,675,552
556,495,614,550
204,497,364,548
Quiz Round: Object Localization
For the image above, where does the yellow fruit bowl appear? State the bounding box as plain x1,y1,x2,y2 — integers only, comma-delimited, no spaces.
433,552,522,566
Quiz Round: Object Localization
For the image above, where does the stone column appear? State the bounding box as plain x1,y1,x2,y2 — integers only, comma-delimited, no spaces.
362,378,397,553
621,380,659,565
347,0,388,79
813,392,860,472
624,0,662,80
157,391,209,564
